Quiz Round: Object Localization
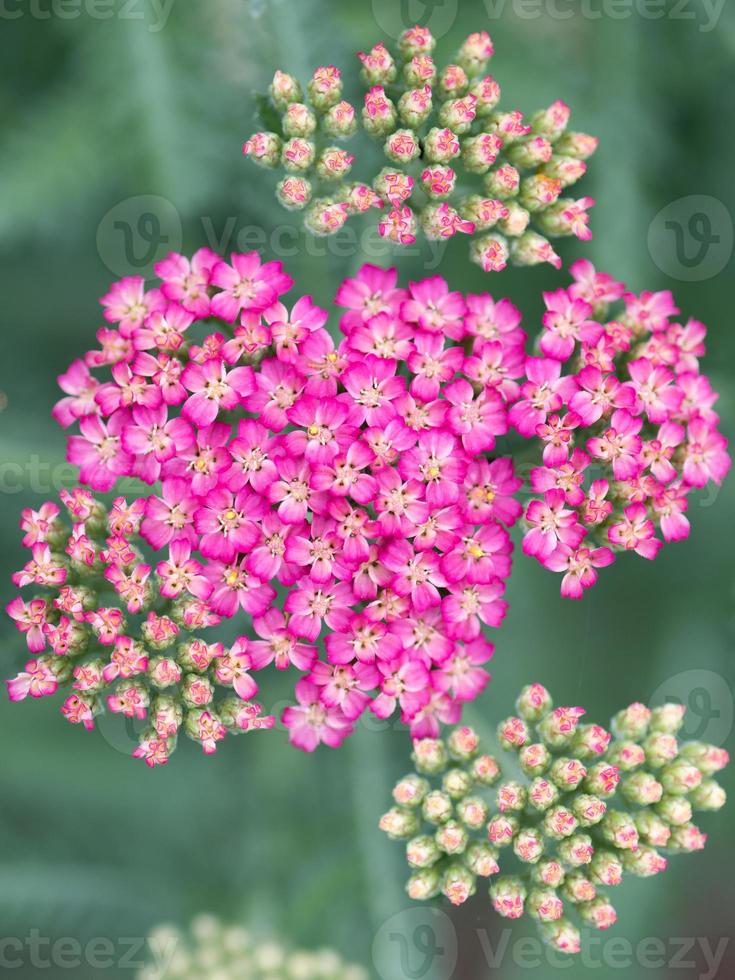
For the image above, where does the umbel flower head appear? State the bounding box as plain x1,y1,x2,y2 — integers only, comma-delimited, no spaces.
138,914,368,979
243,27,597,272
380,684,729,954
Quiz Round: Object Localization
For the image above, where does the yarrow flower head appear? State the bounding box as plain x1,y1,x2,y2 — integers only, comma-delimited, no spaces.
8,259,540,760
380,684,728,954
516,260,730,598
138,914,368,980
243,27,597,273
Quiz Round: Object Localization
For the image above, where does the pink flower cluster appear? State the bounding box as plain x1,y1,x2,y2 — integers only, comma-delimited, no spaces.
42,257,532,753
516,260,730,598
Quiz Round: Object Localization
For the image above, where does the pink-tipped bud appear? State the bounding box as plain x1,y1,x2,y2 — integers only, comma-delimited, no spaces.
623,845,668,877
437,64,469,100
534,859,565,888
471,753,502,785
528,889,564,922
519,174,563,212
572,724,612,759
543,806,578,840
379,806,420,840
282,102,317,139
483,164,520,200
423,127,461,164
541,154,588,187
307,65,342,111
516,683,553,721
465,842,500,877
514,828,545,864
447,725,480,760
420,203,475,240
269,70,302,110
497,201,530,237
579,895,617,930
497,781,527,813
456,796,489,830
460,196,509,231
656,794,692,826
584,762,620,798
589,850,623,887
442,864,476,906
528,778,560,812
507,136,554,170
406,867,441,901
398,86,433,128
519,743,552,777
555,130,599,159
471,75,502,117
457,31,494,74
358,43,396,86
557,833,594,867
562,871,597,903
660,761,703,796
612,702,651,740
497,715,531,750
412,738,448,775
531,100,571,141
538,705,585,747
689,780,727,811
435,819,468,856
461,132,503,173
487,813,519,846
634,811,672,848
406,835,440,869
600,810,639,851
362,86,397,136
316,148,354,182
276,176,313,211
242,132,282,169
378,205,416,245
490,876,527,919
393,774,430,808
621,771,664,805
399,25,435,59
511,231,562,270
668,823,708,852
572,794,607,828
550,757,587,790
542,919,581,954
421,165,456,201
403,54,436,89
304,199,350,236
442,767,473,800
485,110,531,143
680,742,730,776
421,790,453,825
281,137,316,173
323,100,357,138
607,740,646,771
384,129,421,165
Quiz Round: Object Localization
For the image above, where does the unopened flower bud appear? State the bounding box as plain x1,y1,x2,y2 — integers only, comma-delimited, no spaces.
460,196,508,231
384,129,421,165
516,683,553,721
606,740,646,771
323,101,358,137
471,234,509,273
151,694,183,737
487,813,518,846
341,182,382,213
557,833,594,867
538,705,585,748
276,176,313,210
550,757,587,790
689,780,727,811
562,871,597,903
442,767,473,800
461,132,503,173
304,199,350,235
543,806,578,840
423,127,461,164
512,231,562,268
399,26,435,59
362,86,397,136
528,777,560,812
421,165,456,201
148,656,182,689
651,703,687,734
542,919,581,954
589,850,623,887
182,673,214,707
465,842,500,877
406,835,440,869
660,761,702,796
497,715,531,750
572,724,612,759
270,70,302,109
307,65,342,111
572,794,607,828
282,103,317,139
533,859,565,888
442,863,476,906
507,136,553,170
242,131,282,169
403,55,436,88
497,201,531,237
520,174,563,212
457,31,494,74
554,131,599,159
531,100,571,141
471,753,502,785
456,796,489,830
282,137,316,173
514,827,545,863
490,875,527,919
497,781,527,813
655,794,692,826
527,888,564,922
600,810,639,850
634,811,671,847
519,742,551,777
541,154,587,187
668,823,708,852
612,702,652,740
373,167,414,206
316,147,354,181
420,202,474,240
471,75,502,116
422,790,453,824
358,43,396,86
679,742,729,776
379,806,420,840
621,771,663,805
435,819,468,855
378,205,416,245
623,846,667,877
483,164,520,199
437,64,469,99
398,86,433,127
406,867,441,901
579,895,617,930
484,110,531,143
393,774,430,807
584,762,620,798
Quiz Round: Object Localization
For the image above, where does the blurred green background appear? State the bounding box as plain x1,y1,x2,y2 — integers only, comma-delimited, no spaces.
1,0,733,977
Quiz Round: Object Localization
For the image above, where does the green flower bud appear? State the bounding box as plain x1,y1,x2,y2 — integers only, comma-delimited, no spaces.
276,176,313,210
557,834,594,867
322,101,358,138
471,75,502,117
562,871,597,903
282,102,317,138
398,26,435,60
483,164,520,199
497,201,531,237
379,806,420,840
307,66,343,111
362,89,397,137
442,863,476,906
689,780,727,811
406,867,441,901
533,859,565,888
461,132,503,173
465,842,500,877
540,154,588,187
541,919,581,955
519,174,562,212
497,716,531,750
537,705,585,749
572,794,607,828
514,827,545,864
422,790,453,825
459,195,508,231
497,781,527,813
393,774,430,808
642,731,679,768
554,131,599,159
655,794,692,826
507,136,553,170
634,810,672,847
527,888,564,922
442,768,473,800
667,823,708,853
470,234,509,273
679,742,730,776
447,725,480,761
589,850,623,887
412,737,448,775
660,761,703,796
437,64,469,100
398,86,433,128
181,673,214,708
549,757,587,791
304,198,350,235
530,100,571,141
281,137,316,173
620,771,664,805
606,740,646,771
487,813,519,847
519,743,552,777
384,129,421,165
516,683,553,721
315,147,354,181
403,55,437,88
490,875,527,919
358,43,397,86
456,31,494,76
456,796,489,830
578,895,617,931
527,777,560,812
622,846,667,877
650,703,686,734
583,762,620,798
406,835,441,869
600,810,639,851
423,127,461,164
471,753,502,785
543,806,578,840
269,70,302,110
435,819,468,856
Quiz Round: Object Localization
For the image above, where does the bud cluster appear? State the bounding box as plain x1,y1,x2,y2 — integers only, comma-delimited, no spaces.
379,684,728,954
138,914,368,980
243,27,597,272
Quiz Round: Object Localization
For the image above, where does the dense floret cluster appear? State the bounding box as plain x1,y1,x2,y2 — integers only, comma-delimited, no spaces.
380,685,729,954
243,26,597,272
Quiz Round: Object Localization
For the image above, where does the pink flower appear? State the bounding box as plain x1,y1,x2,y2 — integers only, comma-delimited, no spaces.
141,477,198,550
250,608,317,671
53,360,100,426
543,544,615,599
682,419,731,488
282,678,353,751
154,248,219,316
181,358,255,426
210,252,293,321
401,276,467,338
156,540,212,600
195,487,265,562
523,489,585,560
284,579,353,641
6,658,58,701
67,411,133,492
540,288,598,361
587,409,643,481
444,379,507,452
608,503,662,560
7,597,50,653
509,358,564,437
